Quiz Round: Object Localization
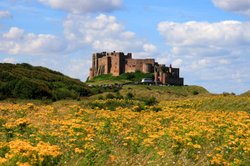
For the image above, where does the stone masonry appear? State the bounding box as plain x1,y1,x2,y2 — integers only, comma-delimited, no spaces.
89,51,184,85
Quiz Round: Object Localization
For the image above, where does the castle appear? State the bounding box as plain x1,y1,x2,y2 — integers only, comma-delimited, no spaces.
89,51,184,85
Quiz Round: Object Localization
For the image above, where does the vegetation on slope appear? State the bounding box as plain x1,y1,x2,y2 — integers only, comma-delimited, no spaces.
119,85,209,101
241,90,250,97
0,63,211,101
0,96,249,165
0,63,91,100
162,96,250,114
86,71,154,85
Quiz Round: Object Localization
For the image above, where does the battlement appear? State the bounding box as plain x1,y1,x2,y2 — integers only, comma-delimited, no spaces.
89,51,184,85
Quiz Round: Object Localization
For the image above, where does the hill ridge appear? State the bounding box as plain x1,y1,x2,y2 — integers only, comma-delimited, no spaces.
0,63,90,100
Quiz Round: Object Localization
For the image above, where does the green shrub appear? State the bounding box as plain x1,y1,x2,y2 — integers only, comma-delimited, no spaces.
105,93,115,99
52,88,78,100
98,95,104,100
132,105,144,112
90,87,103,95
13,79,37,99
87,71,153,83
126,92,134,99
143,96,157,106
13,79,52,99
222,92,231,96
115,92,123,99
192,90,199,95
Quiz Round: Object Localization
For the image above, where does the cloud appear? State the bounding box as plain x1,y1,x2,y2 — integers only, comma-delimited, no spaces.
143,44,157,53
158,21,250,48
63,14,156,56
172,58,183,67
0,27,66,56
39,0,123,14
158,21,250,61
2,58,16,63
65,58,92,80
157,20,250,93
0,10,12,19
212,0,250,17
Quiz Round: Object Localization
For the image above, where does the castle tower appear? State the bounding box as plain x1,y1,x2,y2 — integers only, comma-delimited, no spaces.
88,51,184,86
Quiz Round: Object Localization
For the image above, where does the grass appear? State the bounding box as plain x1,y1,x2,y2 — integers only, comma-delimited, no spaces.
241,90,250,97
119,85,209,101
86,71,153,85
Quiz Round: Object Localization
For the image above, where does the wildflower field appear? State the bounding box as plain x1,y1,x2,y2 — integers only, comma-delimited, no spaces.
0,96,249,165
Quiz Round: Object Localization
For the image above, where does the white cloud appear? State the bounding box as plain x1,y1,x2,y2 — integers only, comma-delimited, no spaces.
2,58,16,63
65,58,91,80
157,20,250,93
0,27,66,56
219,59,230,65
143,44,157,53
39,0,123,14
3,27,24,39
212,0,250,17
172,58,183,67
158,21,250,48
0,10,12,19
63,14,155,55
157,21,250,63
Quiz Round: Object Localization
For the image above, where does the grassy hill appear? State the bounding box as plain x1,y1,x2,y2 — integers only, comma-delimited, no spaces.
241,90,250,97
86,71,154,85
119,85,209,101
0,63,91,100
0,63,212,101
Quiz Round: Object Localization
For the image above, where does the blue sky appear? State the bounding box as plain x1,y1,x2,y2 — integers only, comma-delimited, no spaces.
0,0,250,94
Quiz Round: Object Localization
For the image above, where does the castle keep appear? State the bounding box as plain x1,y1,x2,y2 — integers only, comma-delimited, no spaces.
89,51,184,85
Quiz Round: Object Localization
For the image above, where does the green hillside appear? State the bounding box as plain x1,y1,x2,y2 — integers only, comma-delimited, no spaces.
0,63,212,101
86,71,154,85
0,63,91,100
119,85,209,101
241,90,250,97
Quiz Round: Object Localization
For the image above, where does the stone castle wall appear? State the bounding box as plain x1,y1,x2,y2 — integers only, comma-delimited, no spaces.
89,51,184,85
125,59,155,73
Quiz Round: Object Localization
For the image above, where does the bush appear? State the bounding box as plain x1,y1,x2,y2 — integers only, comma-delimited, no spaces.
98,95,104,100
192,90,199,95
13,79,52,99
115,92,123,99
222,92,236,96
52,88,78,100
0,93,5,100
222,92,231,96
125,73,135,80
0,71,16,82
88,71,154,83
90,87,103,95
126,92,134,99
105,93,115,99
143,96,157,106
132,105,144,112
